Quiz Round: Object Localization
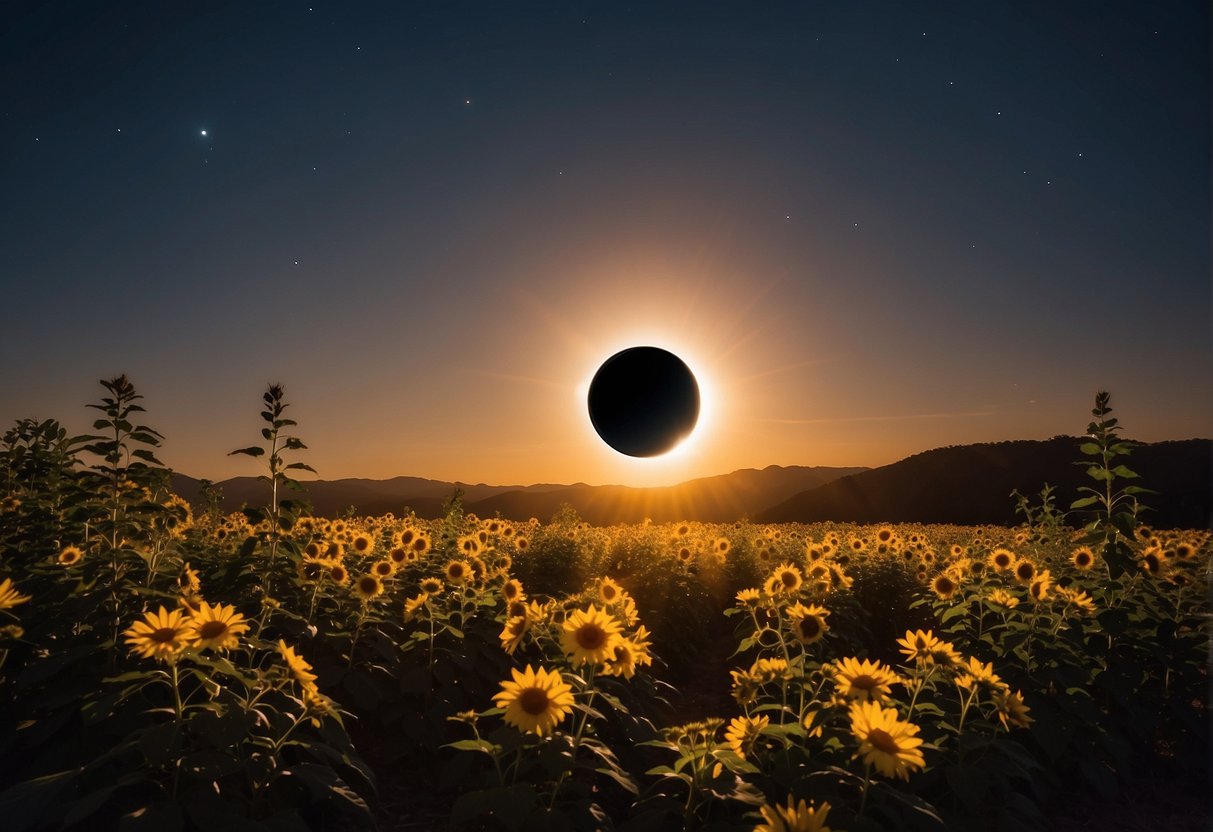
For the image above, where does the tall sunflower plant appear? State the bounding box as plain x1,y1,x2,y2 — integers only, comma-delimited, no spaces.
445,583,655,829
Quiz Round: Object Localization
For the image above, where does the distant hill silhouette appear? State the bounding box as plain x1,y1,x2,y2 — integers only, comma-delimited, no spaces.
169,474,570,518
466,466,866,524
171,465,867,523
756,438,1211,529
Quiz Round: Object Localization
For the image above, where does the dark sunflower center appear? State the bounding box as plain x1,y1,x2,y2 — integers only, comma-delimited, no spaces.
781,572,798,587
150,627,178,644
798,617,821,638
576,623,607,650
198,620,228,640
853,674,880,691
518,687,550,715
359,578,378,594
867,727,900,755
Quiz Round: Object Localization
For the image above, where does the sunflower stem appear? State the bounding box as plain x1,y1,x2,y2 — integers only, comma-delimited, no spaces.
858,760,873,816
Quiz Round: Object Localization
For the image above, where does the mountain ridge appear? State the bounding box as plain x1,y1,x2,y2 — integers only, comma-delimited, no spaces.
756,437,1210,529
170,464,867,524
169,438,1211,528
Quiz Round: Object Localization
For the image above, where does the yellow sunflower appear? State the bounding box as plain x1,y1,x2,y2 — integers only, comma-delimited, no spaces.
955,656,1007,693
350,532,375,556
771,562,803,594
604,633,651,679
185,601,248,651
785,602,830,645
723,714,769,760
401,592,427,620
592,577,620,605
353,574,384,601
503,578,526,604
492,665,575,737
895,629,941,664
421,577,444,595
931,573,958,599
832,657,900,703
445,559,471,585
849,701,925,780
499,615,530,655
457,535,482,558
57,546,84,567
124,606,191,662
988,588,1020,609
1028,569,1052,602
1013,558,1036,584
735,587,762,607
1141,548,1164,577
278,639,318,685
1071,546,1096,570
756,796,832,832
560,604,623,667
927,640,963,668
992,688,1033,730
1057,586,1096,613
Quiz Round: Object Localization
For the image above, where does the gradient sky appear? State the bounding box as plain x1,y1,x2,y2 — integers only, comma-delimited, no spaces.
2,1,1209,487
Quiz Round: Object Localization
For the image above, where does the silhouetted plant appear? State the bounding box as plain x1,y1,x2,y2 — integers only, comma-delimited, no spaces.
1010,482,1066,542
0,418,87,561
229,383,314,591
1069,391,1153,577
78,375,168,645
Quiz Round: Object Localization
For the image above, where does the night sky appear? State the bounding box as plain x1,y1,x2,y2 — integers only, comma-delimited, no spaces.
2,2,1209,487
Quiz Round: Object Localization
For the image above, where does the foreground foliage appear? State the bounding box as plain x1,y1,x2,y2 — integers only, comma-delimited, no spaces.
0,381,1207,830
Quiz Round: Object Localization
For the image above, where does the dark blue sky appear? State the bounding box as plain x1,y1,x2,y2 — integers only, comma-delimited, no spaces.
1,2,1208,484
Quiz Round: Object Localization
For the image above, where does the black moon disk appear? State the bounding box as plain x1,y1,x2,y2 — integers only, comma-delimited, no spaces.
587,346,700,457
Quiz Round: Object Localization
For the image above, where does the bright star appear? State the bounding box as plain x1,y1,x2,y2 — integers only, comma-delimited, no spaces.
200,129,208,136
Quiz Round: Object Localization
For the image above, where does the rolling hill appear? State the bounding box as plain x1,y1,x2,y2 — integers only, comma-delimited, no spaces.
756,437,1211,529
171,465,867,524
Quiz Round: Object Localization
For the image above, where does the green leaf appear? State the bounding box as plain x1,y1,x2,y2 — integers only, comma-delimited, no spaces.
940,603,969,623
444,739,499,754
1069,496,1099,509
0,770,78,832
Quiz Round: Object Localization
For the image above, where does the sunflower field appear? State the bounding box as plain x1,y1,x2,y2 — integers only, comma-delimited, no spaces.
0,379,1208,831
